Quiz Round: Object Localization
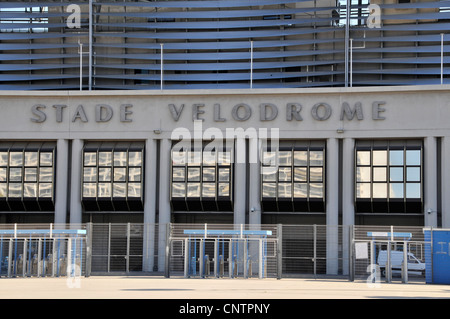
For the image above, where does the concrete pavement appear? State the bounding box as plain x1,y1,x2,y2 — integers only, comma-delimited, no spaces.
0,276,449,299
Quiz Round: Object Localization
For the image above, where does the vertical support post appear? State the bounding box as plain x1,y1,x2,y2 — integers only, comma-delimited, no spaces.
228,239,233,278
199,238,204,278
143,139,157,272
313,224,317,279
425,137,438,227
250,40,253,89
66,238,72,278
22,239,27,277
350,38,353,87
402,241,408,284
258,238,263,279
184,238,189,278
160,43,164,90
343,138,355,277
164,223,171,278
441,33,444,85
249,137,261,225
107,223,111,273
234,138,246,225
126,223,131,273
349,225,354,282
70,139,83,226
37,239,42,278
277,224,282,280
7,239,12,278
244,238,248,279
88,0,93,91
442,137,450,227
344,0,350,87
158,139,171,272
326,138,339,275
214,239,219,278
85,223,92,277
55,139,69,225
386,242,391,283
79,41,83,91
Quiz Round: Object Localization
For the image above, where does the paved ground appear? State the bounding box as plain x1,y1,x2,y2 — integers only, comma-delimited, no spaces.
0,275,448,299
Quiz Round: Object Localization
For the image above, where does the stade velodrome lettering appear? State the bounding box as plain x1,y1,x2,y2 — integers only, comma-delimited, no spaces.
169,101,387,122
29,101,387,123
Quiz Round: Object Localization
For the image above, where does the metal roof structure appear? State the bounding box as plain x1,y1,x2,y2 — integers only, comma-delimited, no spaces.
0,0,448,90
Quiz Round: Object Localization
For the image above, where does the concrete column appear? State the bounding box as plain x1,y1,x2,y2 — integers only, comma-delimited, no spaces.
234,137,246,225
441,136,450,228
69,139,83,226
248,137,261,225
342,138,355,276
326,138,339,275
143,138,157,272
54,139,69,225
158,138,171,271
424,136,438,227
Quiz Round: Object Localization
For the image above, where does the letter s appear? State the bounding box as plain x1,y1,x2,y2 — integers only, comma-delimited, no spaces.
31,104,47,123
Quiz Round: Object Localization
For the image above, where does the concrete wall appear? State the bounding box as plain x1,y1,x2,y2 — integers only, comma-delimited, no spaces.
0,85,448,229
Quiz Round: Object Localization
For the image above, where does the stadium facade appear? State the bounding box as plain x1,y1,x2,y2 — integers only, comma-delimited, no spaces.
0,1,449,272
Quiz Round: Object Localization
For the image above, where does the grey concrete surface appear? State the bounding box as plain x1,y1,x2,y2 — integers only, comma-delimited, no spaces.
0,276,448,299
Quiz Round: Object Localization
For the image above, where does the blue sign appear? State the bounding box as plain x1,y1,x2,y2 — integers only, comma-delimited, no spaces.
424,230,450,284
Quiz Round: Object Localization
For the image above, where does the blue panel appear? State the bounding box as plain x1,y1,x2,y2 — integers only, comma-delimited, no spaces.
432,230,450,284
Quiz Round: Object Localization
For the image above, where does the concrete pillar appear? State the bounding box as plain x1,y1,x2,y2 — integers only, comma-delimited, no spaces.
424,136,438,227
143,138,157,272
326,138,339,275
441,136,450,228
54,139,69,225
248,137,261,225
158,138,171,271
69,139,83,226
342,138,355,275
234,137,246,225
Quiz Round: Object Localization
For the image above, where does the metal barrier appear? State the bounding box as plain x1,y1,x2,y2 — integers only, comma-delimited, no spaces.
352,226,427,284
169,224,280,279
0,226,87,278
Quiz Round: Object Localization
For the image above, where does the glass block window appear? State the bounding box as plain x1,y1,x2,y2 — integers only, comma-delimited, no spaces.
170,142,233,211
355,140,423,214
82,141,144,211
261,140,325,212
0,142,55,211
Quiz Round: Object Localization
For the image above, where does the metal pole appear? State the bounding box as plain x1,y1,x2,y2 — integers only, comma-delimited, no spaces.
250,40,253,89
441,33,444,85
164,223,171,278
277,224,282,280
79,41,83,91
184,238,189,278
386,242,391,283
88,0,93,91
402,241,408,284
313,224,317,279
160,43,164,90
126,223,130,273
344,0,350,87
85,223,92,277
350,38,353,87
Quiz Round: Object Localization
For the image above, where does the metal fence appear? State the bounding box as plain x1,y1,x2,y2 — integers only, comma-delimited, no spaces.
352,225,428,283
0,223,87,278
0,222,430,283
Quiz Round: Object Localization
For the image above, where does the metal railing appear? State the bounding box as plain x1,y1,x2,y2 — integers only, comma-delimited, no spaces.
0,222,430,284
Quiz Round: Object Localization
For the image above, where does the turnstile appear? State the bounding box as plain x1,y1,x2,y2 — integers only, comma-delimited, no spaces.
0,236,85,278
182,235,271,279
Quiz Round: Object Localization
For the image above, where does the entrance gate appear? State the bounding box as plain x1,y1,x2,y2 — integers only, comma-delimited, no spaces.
0,228,87,278
353,231,426,283
169,225,280,279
